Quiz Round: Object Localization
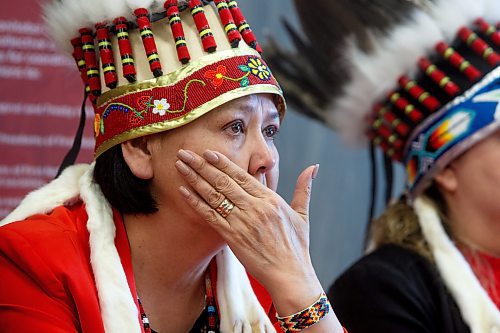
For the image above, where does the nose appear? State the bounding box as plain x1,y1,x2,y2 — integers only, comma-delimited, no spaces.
247,133,277,179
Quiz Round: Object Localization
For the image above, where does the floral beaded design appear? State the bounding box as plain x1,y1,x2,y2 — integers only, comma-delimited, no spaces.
152,98,171,116
204,57,271,89
240,57,271,81
96,79,205,137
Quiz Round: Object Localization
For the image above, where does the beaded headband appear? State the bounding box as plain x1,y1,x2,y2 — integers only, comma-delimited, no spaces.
44,0,285,157
267,0,499,198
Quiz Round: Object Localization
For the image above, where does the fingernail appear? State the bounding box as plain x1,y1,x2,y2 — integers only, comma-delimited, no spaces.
175,160,191,175
203,150,219,164
312,164,320,180
179,186,191,198
177,149,194,163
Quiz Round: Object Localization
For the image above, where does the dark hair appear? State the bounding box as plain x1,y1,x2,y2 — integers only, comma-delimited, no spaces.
93,144,158,214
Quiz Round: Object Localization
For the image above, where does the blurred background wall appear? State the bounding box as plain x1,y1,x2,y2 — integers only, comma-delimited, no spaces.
0,0,404,290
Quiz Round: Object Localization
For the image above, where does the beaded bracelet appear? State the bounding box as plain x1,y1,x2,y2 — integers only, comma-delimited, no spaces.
276,292,331,332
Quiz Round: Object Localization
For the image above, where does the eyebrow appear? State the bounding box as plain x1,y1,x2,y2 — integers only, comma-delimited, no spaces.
236,102,280,122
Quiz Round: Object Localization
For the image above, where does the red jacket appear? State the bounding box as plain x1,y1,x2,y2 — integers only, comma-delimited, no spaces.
0,202,279,332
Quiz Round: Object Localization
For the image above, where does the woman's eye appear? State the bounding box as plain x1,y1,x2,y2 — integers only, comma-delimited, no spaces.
225,121,244,134
263,125,279,138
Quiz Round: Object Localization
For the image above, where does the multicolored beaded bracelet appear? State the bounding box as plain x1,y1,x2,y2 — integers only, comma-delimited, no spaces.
276,292,331,332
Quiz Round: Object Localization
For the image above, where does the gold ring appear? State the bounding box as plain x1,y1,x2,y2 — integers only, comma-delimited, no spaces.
215,198,234,218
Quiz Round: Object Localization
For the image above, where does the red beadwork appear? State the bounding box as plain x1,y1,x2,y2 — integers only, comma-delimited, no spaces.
458,27,500,66
165,0,191,64
79,28,101,97
418,58,460,97
475,18,500,47
70,37,88,88
383,111,410,137
227,0,261,53
113,17,137,83
398,75,441,112
377,139,401,161
435,41,481,82
389,92,424,123
189,0,217,53
134,8,163,77
214,0,241,48
95,23,118,89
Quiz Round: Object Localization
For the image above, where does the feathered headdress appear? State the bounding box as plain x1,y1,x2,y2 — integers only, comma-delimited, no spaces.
43,0,285,159
267,0,499,198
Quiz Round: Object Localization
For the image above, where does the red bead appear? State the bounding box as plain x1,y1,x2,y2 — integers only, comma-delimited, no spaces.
95,23,118,89
458,27,500,66
435,42,481,82
389,92,424,123
70,37,88,87
418,58,460,97
134,8,163,77
165,0,191,64
227,0,261,52
113,17,137,83
398,75,441,112
214,0,241,48
189,0,217,53
475,18,500,47
79,28,101,97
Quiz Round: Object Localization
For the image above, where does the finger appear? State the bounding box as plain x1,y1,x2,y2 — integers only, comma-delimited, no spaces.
175,160,227,209
177,149,252,204
202,149,269,197
290,164,319,218
178,185,232,234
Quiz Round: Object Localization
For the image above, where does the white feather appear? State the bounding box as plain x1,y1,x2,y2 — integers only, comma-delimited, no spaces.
62,0,92,30
125,0,155,11
329,10,442,145
79,0,108,25
430,0,485,40
43,1,76,53
484,0,500,23
100,0,130,21
327,0,499,145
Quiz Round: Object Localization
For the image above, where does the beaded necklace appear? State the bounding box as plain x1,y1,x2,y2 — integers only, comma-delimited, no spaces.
138,269,219,333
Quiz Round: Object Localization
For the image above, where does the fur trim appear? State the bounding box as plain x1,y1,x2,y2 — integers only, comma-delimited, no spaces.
216,247,276,333
0,164,88,226
2,163,272,332
414,197,500,333
79,164,142,333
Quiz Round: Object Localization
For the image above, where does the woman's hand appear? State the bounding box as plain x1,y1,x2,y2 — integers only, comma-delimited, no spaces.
175,150,321,308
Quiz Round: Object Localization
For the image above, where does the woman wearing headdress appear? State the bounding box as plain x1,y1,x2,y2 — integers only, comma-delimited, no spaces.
0,1,345,332
267,0,500,331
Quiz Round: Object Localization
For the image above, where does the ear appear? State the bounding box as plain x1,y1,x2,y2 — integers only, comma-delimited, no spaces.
121,137,154,180
433,165,458,194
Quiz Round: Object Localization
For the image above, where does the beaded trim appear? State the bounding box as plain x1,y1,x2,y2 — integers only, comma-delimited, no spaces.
276,292,331,333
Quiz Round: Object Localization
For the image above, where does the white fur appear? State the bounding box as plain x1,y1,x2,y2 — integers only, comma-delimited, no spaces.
216,248,276,333
1,164,273,333
414,197,500,333
0,164,88,226
78,164,142,333
327,0,498,145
